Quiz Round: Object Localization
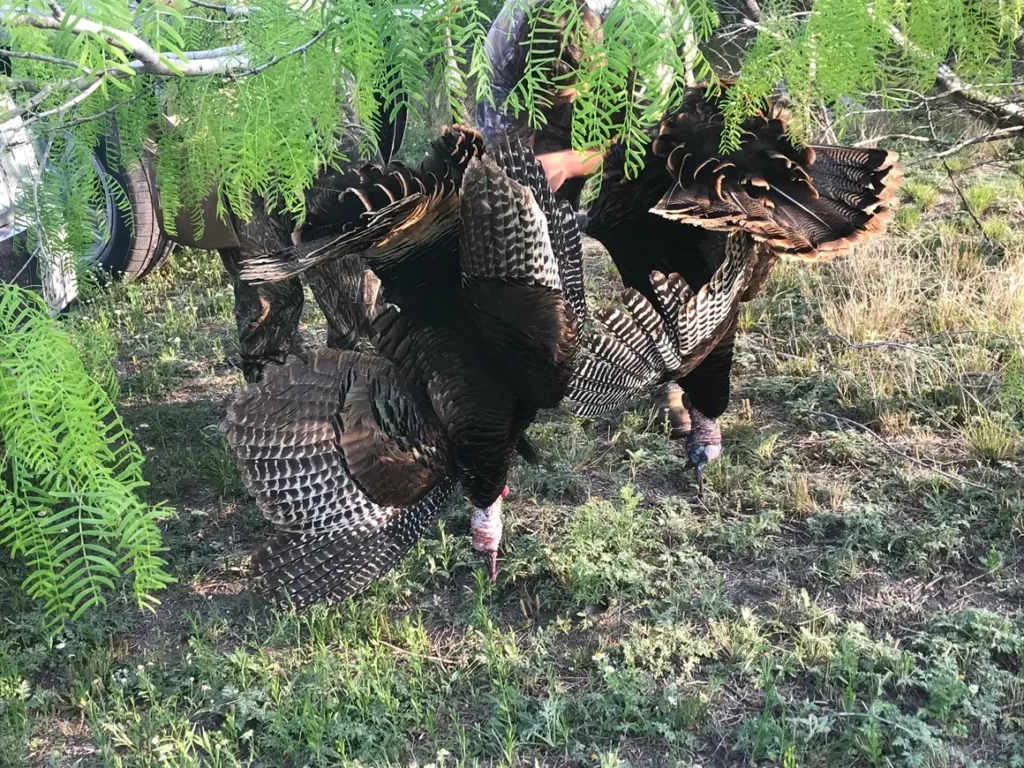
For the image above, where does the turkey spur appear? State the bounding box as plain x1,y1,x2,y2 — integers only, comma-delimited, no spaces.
224,130,749,606
583,81,904,489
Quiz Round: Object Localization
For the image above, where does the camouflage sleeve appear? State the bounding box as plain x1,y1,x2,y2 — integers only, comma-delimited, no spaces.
476,0,610,147
476,0,535,144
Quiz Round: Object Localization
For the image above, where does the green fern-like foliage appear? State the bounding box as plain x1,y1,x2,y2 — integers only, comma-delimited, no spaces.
3,0,1022,249
720,0,1024,149
0,285,174,629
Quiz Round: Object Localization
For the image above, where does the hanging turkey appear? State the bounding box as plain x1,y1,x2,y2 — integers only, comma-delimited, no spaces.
582,80,903,489
224,133,580,605
224,131,750,606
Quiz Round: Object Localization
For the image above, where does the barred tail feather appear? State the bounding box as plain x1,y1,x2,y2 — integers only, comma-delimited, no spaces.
223,349,456,606
568,232,755,417
254,479,457,607
569,298,680,417
238,126,484,284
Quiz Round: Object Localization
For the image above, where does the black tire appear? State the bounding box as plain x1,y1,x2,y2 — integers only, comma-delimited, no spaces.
92,137,175,279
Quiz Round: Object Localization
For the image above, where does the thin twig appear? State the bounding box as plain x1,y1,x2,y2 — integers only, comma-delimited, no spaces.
187,0,255,16
942,160,990,242
1,70,114,126
909,125,1024,164
0,11,252,76
827,333,930,355
58,94,141,129
805,410,988,490
1,50,82,69
33,76,105,121
851,133,932,147
236,29,327,77
182,14,244,23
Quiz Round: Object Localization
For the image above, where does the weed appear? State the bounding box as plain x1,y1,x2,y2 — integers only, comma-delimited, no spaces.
961,412,1021,461
965,182,998,216
895,204,922,231
983,216,1013,245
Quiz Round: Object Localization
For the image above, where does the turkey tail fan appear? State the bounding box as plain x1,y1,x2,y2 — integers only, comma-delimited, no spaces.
254,478,457,608
223,349,456,605
458,153,581,409
649,83,903,261
238,168,454,284
237,126,485,284
568,232,755,416
420,124,487,187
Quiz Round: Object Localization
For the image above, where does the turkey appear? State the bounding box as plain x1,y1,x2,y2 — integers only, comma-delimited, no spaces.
224,131,750,605
224,133,579,604
582,81,903,490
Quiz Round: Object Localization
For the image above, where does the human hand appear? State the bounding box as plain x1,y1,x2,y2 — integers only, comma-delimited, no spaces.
538,151,572,192
537,148,608,192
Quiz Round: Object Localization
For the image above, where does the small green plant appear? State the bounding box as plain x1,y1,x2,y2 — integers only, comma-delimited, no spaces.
999,346,1024,418
904,181,940,211
786,474,817,517
0,286,173,629
964,183,998,216
896,205,922,231
961,413,1021,462
982,216,1012,245
551,485,657,604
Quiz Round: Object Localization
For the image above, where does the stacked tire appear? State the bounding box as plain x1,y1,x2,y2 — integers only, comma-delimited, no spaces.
93,136,175,280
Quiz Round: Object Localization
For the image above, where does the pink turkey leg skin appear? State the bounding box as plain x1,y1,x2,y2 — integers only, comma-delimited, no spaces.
470,492,505,583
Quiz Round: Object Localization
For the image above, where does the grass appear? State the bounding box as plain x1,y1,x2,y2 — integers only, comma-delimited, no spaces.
904,180,940,212
2,151,1024,768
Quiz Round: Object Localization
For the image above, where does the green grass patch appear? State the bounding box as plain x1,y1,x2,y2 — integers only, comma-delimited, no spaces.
3,160,1024,766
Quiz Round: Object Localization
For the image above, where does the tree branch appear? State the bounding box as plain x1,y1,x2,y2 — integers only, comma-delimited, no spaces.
909,125,1024,164
187,0,255,17
8,11,179,76
33,76,106,121
887,24,1024,129
1,50,82,70
0,4,338,85
235,29,326,77
1,71,105,127
0,11,262,76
